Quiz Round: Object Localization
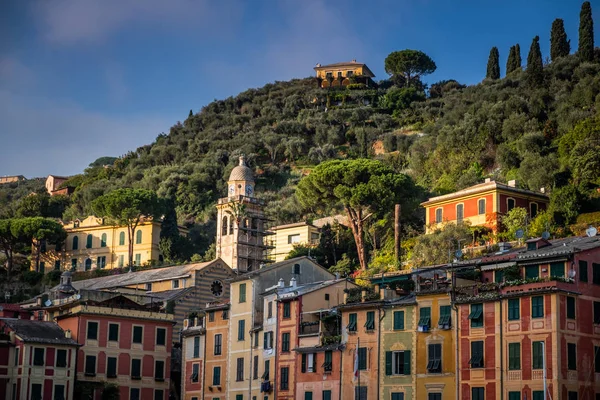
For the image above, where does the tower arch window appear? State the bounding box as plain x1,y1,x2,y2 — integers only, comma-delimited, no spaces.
135,230,142,244
100,233,107,247
229,216,234,235
222,216,228,236
119,231,125,246
86,234,93,249
72,236,79,250
456,204,464,223
435,208,443,224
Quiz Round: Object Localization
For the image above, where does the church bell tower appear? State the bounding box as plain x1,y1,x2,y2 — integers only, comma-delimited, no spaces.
215,156,271,272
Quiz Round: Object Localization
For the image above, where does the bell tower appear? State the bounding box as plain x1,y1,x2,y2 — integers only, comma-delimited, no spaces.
215,156,271,272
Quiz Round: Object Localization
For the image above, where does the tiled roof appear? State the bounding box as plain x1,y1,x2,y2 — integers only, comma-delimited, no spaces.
421,180,548,206
229,256,330,282
267,278,350,299
517,235,600,260
1,318,79,346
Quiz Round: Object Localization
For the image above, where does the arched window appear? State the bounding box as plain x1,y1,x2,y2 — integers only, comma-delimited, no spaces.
478,199,486,215
435,208,443,224
228,217,234,235
119,231,125,246
136,230,142,244
530,203,538,218
72,236,79,250
86,234,93,249
456,204,464,223
507,198,516,212
84,258,92,271
100,233,107,247
222,216,228,236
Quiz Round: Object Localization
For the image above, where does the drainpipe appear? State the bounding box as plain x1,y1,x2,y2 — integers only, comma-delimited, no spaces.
451,267,459,400
377,307,385,400
499,297,504,400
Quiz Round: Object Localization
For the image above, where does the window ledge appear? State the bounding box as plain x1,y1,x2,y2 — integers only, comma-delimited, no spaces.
84,372,96,377
131,376,141,380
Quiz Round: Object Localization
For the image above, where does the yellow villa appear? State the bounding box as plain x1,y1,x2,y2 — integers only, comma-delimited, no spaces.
268,222,320,262
314,60,375,88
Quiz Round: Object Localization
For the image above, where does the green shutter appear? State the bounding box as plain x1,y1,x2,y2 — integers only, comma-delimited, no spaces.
385,351,392,375
301,353,306,373
566,297,576,319
238,319,245,340
525,265,539,278
305,392,313,400
358,347,367,370
239,283,246,303
403,350,411,375
532,392,544,400
509,392,521,400
393,311,404,330
323,391,332,400
579,260,588,282
550,262,565,277
392,394,404,400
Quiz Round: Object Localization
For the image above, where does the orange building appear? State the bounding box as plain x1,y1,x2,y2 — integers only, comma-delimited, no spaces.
204,302,230,400
421,179,549,234
314,61,375,88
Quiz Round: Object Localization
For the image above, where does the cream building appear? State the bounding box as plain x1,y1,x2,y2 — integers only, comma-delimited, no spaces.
268,222,320,262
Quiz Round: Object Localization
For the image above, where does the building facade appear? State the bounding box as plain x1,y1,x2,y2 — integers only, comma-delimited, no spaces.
268,222,320,262
0,175,25,185
314,61,375,88
45,175,69,195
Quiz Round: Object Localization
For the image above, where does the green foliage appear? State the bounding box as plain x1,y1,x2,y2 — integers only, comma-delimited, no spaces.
549,185,580,225
43,269,62,287
526,36,544,86
411,223,472,267
529,210,556,238
89,157,118,168
550,19,570,61
500,207,529,240
486,47,500,80
578,1,595,62
384,50,437,87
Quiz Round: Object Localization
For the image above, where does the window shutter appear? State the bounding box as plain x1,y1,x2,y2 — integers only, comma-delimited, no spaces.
403,350,411,375
312,353,317,373
385,351,392,375
301,354,306,373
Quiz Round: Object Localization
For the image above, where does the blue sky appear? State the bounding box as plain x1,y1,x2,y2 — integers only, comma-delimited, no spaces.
0,0,597,177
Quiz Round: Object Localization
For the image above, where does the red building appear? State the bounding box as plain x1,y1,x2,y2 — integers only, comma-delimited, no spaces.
421,179,549,234
0,303,31,319
0,318,79,400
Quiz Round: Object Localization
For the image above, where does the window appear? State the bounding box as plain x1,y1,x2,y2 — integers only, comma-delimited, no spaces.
134,253,141,265
236,396,243,400
508,343,520,370
263,359,270,380
31,384,42,400
393,310,405,330
550,262,565,277
365,311,375,330
594,346,600,373
238,319,246,341
470,341,484,368
154,390,163,400
118,255,124,268
532,341,543,369
136,230,142,244
236,357,244,381
155,327,166,346
325,293,330,301
508,392,520,400
222,310,229,320
439,305,451,328
495,270,504,283
84,258,92,271
71,258,77,270
392,394,404,400
435,208,443,223
323,390,332,400
525,265,539,278
191,363,199,382
282,332,290,352
155,360,164,380
288,234,300,244
283,302,291,318
478,199,486,215
305,392,313,400
119,231,125,245
214,334,222,355
532,296,544,318
472,388,484,400
323,350,333,372
107,357,117,378
302,353,317,372
280,367,289,390
54,384,65,400
456,204,464,223
100,233,107,247
72,236,78,250
418,307,431,329
293,263,301,274
348,313,357,332
213,366,221,385
131,358,141,378
385,350,411,375
566,297,576,319
96,256,106,269
131,389,140,400
533,392,544,400
54,260,60,270
56,349,67,368
427,344,441,373
263,331,273,349
172,279,180,289
594,263,600,285
469,304,483,328
268,301,273,318
595,302,600,324
507,198,515,211
428,394,441,400
133,326,143,344
33,348,44,366
508,298,520,320
579,260,588,282
337,71,343,78
358,347,367,370
568,343,577,370
239,283,246,303
14,348,19,367
355,387,367,400
568,393,578,400
86,234,93,248
253,355,258,379
253,332,259,347
85,355,96,376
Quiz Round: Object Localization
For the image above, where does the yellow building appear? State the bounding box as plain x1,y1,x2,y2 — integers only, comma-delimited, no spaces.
314,60,375,88
0,175,25,185
36,215,172,273
268,222,320,262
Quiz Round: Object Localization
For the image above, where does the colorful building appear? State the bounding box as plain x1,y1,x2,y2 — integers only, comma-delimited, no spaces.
314,61,375,88
0,175,25,185
268,222,320,262
421,179,549,234
0,318,79,400
45,175,69,195
181,316,205,400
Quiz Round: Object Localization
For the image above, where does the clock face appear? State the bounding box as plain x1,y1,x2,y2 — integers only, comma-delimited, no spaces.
245,185,254,196
211,280,224,297
229,184,235,195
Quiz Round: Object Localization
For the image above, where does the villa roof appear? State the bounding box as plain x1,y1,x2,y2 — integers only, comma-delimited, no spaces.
262,278,350,299
0,318,79,346
421,180,548,206
229,256,331,282
314,61,375,77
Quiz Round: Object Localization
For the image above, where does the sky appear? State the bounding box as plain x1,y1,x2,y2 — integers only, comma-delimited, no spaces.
0,0,597,178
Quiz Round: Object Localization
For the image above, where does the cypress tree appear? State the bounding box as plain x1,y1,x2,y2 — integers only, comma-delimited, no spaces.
515,44,522,69
486,47,500,79
578,1,595,62
506,46,517,74
550,18,571,60
526,36,544,86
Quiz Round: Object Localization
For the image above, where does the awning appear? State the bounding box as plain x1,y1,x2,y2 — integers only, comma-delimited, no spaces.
481,261,516,271
518,258,567,266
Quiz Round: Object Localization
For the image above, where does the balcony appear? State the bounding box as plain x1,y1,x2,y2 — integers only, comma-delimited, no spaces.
507,370,522,381
501,277,574,295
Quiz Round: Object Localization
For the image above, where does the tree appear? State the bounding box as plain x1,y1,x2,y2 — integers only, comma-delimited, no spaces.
578,1,595,62
486,47,500,79
411,223,472,267
550,18,570,61
0,219,19,277
515,44,522,70
500,207,529,240
296,159,416,271
384,50,437,87
92,189,163,268
506,46,517,74
16,194,49,217
10,217,67,272
526,36,544,86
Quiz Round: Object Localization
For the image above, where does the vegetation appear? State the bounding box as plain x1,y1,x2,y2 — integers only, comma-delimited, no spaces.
384,50,437,87
550,19,570,61
486,47,500,80
578,1,595,62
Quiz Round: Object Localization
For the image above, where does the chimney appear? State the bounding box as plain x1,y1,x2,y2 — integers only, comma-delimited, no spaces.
540,187,545,193
352,59,357,63
316,63,321,67
343,292,348,304
278,278,285,289
508,180,517,187
289,277,297,288
65,329,71,339
361,289,367,302
484,178,491,183
335,272,340,280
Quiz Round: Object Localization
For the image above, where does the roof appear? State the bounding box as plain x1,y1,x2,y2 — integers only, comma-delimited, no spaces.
229,155,254,182
517,235,600,261
385,293,417,306
294,343,343,353
262,278,350,299
0,304,26,312
65,260,218,291
229,256,330,282
421,180,548,206
314,61,375,77
270,221,316,231
0,318,79,346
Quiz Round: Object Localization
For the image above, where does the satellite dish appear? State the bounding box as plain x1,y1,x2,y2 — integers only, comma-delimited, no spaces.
586,226,597,237
74,294,81,300
455,250,463,258
44,300,52,307
515,229,524,239
541,231,550,240
568,269,576,278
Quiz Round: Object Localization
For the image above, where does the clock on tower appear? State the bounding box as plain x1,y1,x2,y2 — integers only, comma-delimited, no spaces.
245,185,254,197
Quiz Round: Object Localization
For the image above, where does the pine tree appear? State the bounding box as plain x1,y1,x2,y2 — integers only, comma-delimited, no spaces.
526,36,544,86
515,44,522,70
550,18,571,60
486,47,500,79
578,1,595,62
506,46,516,74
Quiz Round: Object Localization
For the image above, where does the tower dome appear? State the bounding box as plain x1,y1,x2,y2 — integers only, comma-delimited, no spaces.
228,155,254,182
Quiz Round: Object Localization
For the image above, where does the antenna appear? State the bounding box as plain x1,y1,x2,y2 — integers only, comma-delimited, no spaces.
541,231,550,240
515,229,524,239
586,226,597,237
